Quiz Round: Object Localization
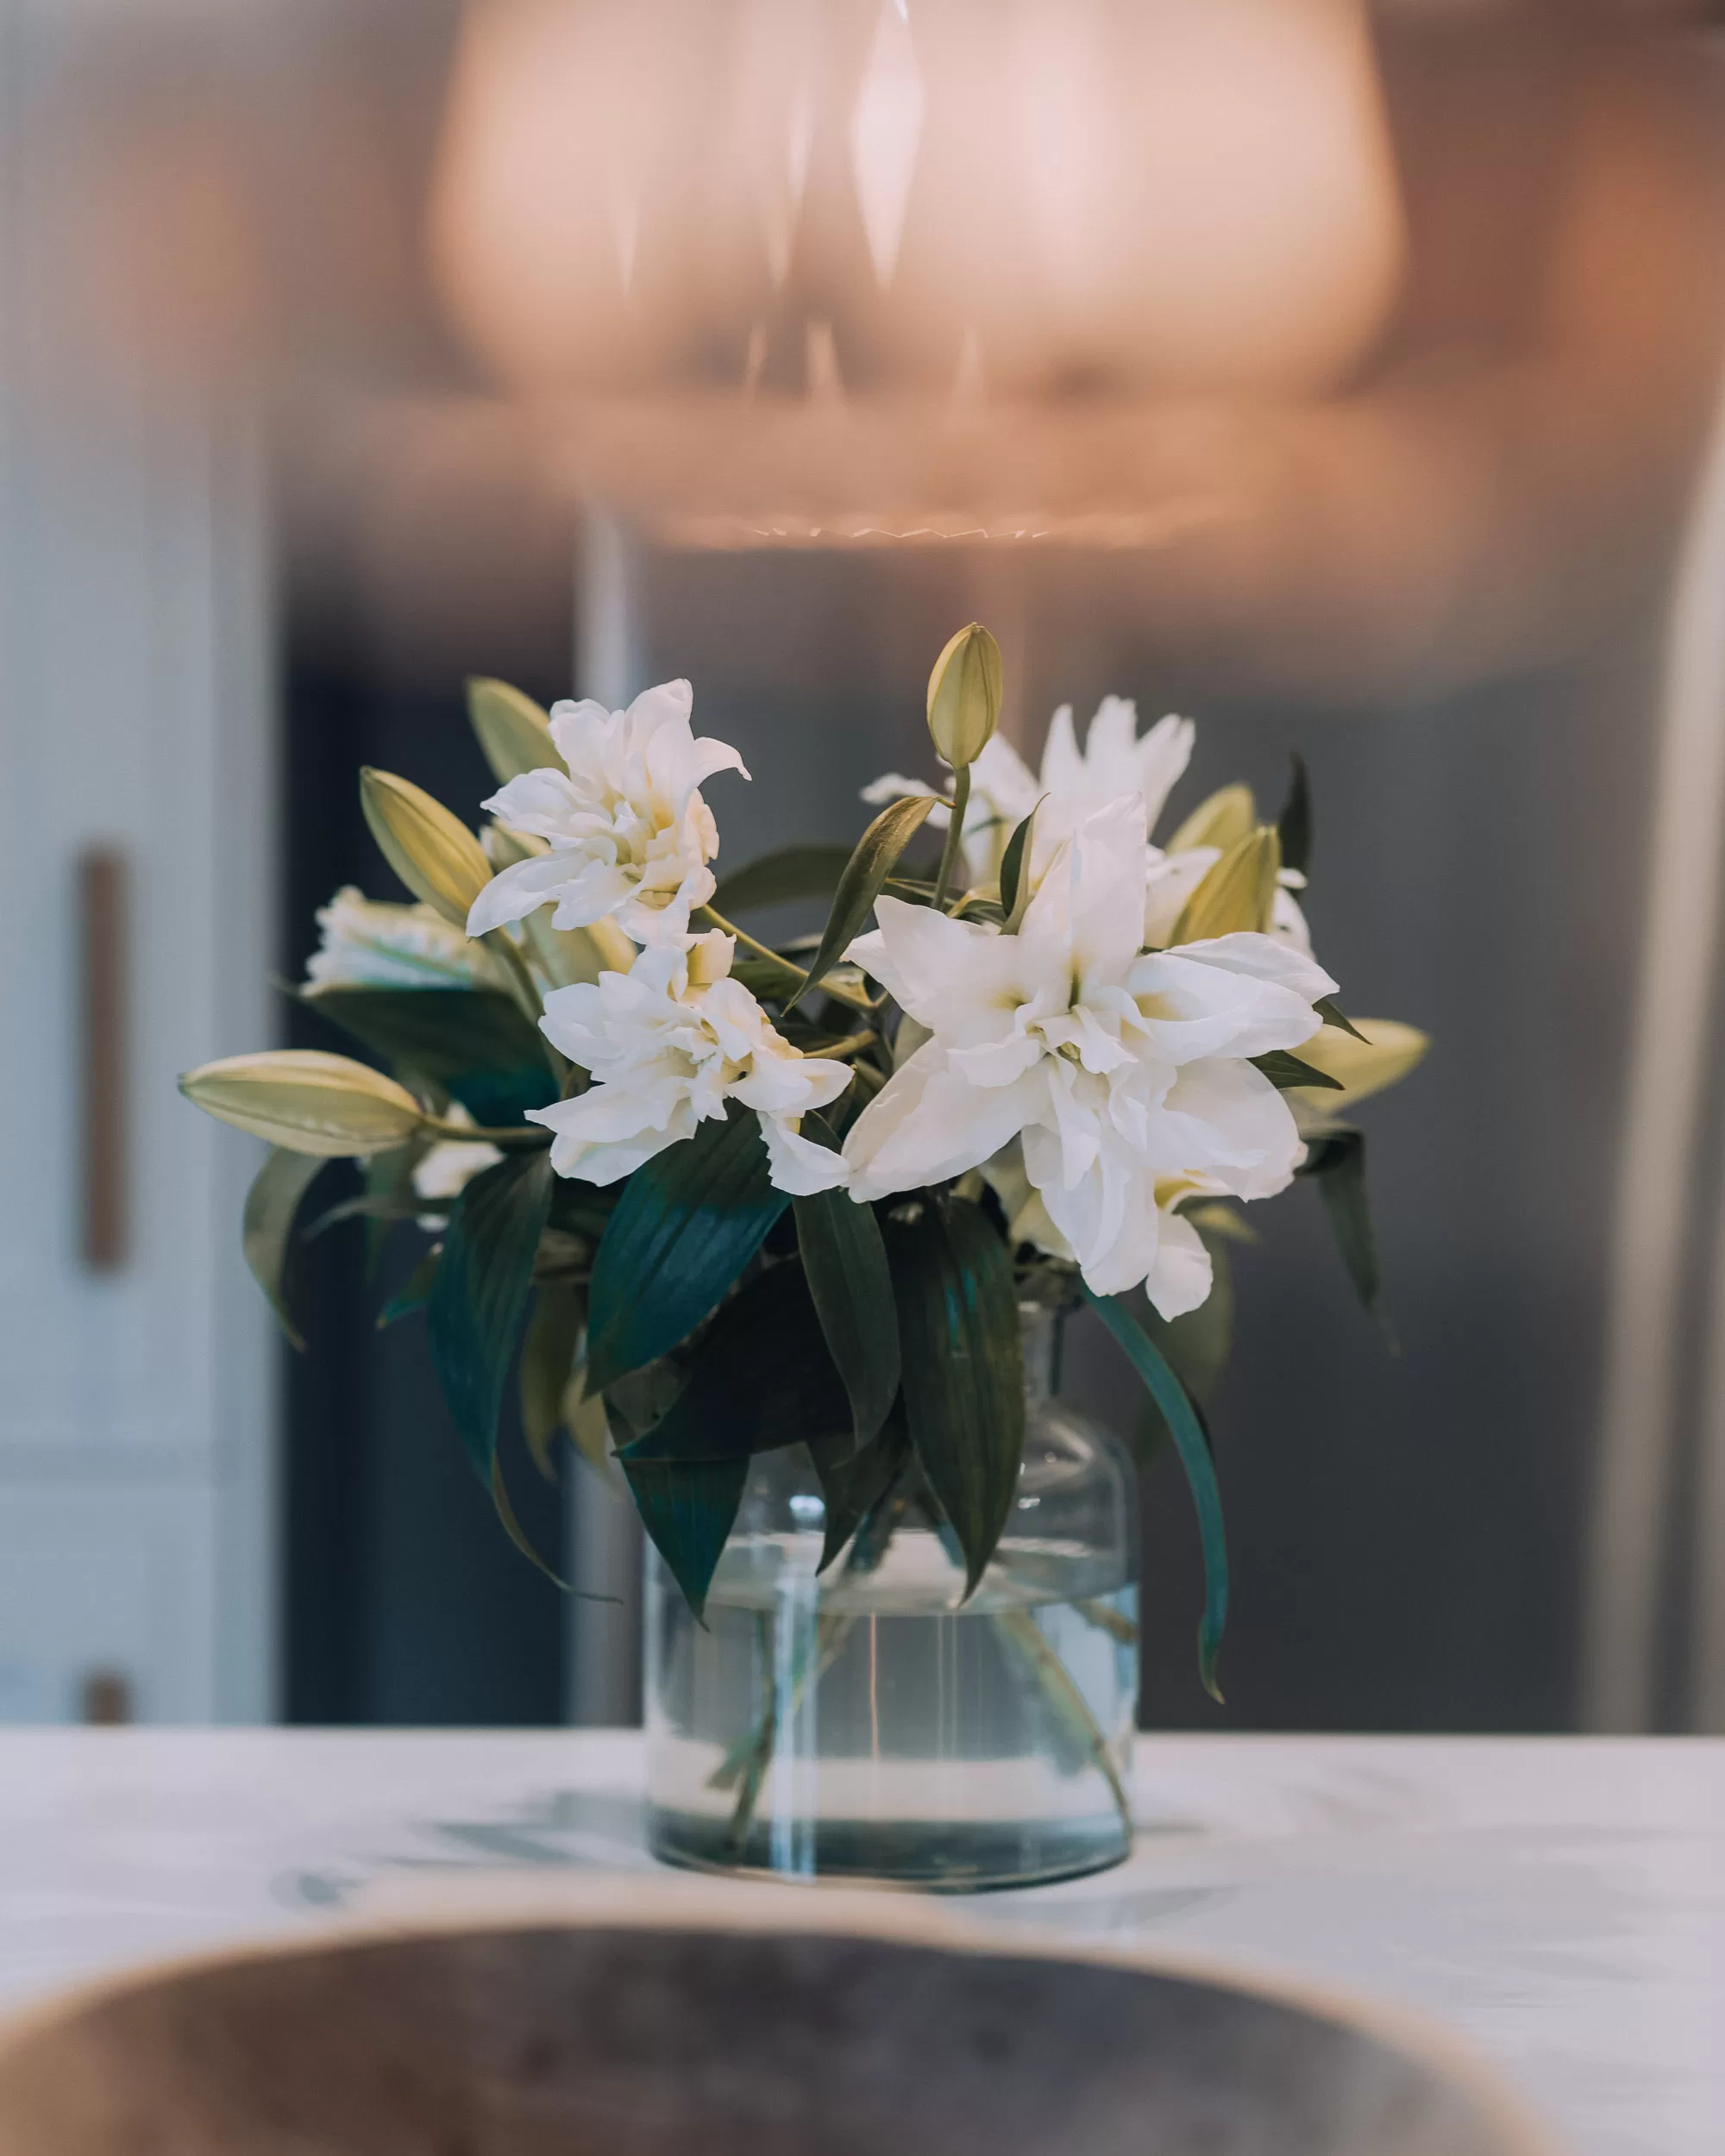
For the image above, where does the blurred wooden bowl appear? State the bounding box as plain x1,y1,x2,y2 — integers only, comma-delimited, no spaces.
0,1882,1560,2154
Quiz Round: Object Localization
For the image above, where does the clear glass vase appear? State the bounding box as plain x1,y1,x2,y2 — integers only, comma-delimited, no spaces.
643,1306,1139,1890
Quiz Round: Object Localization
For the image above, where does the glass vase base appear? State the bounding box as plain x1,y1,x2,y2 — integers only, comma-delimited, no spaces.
645,1805,1132,1894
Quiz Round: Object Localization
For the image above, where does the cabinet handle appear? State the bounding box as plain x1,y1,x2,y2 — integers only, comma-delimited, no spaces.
81,1668,133,1725
79,847,129,1270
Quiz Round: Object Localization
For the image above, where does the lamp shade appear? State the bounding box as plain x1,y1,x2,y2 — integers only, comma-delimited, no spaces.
428,0,1405,406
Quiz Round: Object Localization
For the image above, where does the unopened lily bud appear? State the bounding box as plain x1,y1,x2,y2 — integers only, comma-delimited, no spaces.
361,768,492,930
1170,827,1281,944
925,623,1003,770
1169,782,1256,856
179,1050,426,1157
467,677,563,787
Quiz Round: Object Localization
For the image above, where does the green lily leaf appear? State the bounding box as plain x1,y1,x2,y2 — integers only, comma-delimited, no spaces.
242,1145,329,1351
783,795,934,1012
586,1106,787,1393
520,1280,584,1481
1276,751,1312,880
619,1263,850,1463
359,1142,425,1281
1251,1049,1344,1092
1129,1219,1235,1464
1313,995,1369,1044
303,986,555,1125
624,1454,750,1622
1084,1282,1228,1702
427,1148,555,1486
998,797,1045,931
713,844,856,917
602,1357,683,1451
793,1127,900,1453
1300,1125,1387,1326
887,1199,1024,1598
563,1361,614,1483
491,1455,567,1588
378,1243,440,1328
809,1413,909,1572
547,1175,618,1241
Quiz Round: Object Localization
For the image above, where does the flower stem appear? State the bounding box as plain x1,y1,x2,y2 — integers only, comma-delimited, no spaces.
806,1030,876,1060
932,764,971,914
991,1607,1132,1832
421,1116,550,1150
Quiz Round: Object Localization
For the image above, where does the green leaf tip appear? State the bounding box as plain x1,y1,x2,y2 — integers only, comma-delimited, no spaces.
999,794,1047,931
1083,1282,1229,1702
1313,995,1368,1044
1276,751,1312,880
491,1455,569,1590
1252,1049,1343,1092
1299,1125,1389,1332
624,1453,750,1624
242,1146,328,1352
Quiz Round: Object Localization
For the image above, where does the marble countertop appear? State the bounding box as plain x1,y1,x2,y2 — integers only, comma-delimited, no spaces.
4,1730,1722,2155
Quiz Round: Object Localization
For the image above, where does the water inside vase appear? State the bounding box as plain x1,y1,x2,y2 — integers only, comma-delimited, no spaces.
645,1519,1138,1890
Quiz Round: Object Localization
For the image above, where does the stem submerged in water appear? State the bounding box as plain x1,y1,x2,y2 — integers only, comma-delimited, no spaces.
989,1607,1132,1833
706,1482,1133,1860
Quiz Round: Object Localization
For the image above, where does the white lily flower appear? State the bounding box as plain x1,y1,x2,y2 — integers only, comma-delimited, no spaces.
304,887,507,994
527,930,851,1196
864,696,1194,888
868,698,1314,953
843,797,1337,1315
981,1139,1225,1315
466,680,749,950
412,1104,503,1213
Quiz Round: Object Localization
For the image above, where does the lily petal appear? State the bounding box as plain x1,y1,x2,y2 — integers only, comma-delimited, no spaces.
1143,1204,1214,1319
761,1116,851,1194
844,1043,1042,1200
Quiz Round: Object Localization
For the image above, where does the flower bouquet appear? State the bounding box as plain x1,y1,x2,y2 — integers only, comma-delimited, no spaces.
182,624,1423,1884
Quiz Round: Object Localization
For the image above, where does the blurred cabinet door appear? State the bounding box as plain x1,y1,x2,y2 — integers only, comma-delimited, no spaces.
0,4,278,1721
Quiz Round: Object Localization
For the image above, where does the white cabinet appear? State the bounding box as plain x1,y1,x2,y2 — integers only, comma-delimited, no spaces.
0,1492,218,1724
0,1,278,1722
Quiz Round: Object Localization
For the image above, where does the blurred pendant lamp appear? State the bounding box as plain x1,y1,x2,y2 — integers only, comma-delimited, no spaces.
426,0,1407,543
